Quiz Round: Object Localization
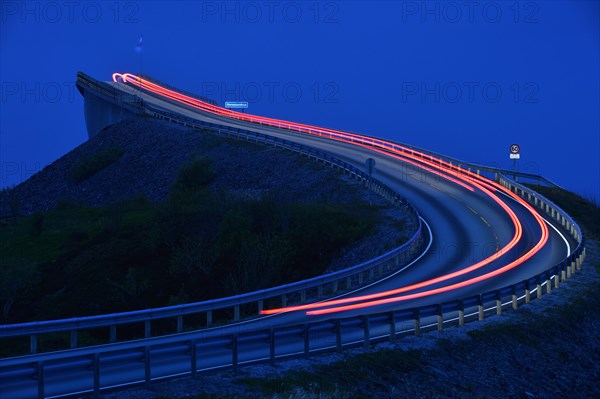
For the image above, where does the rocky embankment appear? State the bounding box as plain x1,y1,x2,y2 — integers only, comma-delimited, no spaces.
0,118,413,271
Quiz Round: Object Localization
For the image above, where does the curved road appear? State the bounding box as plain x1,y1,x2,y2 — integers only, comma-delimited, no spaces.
109,76,572,319
0,75,575,399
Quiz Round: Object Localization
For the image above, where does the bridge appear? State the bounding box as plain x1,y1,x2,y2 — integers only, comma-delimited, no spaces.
0,72,585,398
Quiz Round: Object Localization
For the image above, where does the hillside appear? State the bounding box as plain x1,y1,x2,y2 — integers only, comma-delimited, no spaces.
0,118,385,216
0,119,412,330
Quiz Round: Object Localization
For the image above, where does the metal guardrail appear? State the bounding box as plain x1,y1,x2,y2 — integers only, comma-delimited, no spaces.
76,72,145,115
92,69,558,188
0,102,425,355
80,70,558,188
0,172,585,399
363,140,562,189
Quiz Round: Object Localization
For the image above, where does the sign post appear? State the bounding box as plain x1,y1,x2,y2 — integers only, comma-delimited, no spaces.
509,144,520,180
365,158,376,206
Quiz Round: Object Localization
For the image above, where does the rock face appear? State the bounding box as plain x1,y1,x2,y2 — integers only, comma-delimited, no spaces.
0,118,370,216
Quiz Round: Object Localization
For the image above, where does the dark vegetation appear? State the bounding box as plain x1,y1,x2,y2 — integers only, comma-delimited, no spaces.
525,184,600,240
0,156,378,324
69,146,125,183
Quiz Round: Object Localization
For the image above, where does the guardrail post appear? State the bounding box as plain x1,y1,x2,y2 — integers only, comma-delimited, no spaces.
303,324,310,357
234,305,240,322
554,273,559,289
269,329,275,364
37,361,45,399
363,315,370,348
30,334,38,354
70,330,78,349
346,276,352,290
458,301,465,326
232,334,238,370
206,311,213,327
110,325,117,342
145,321,151,338
512,290,518,310
414,310,421,336
495,292,502,315
525,281,531,304
478,297,484,321
561,265,566,283
144,346,151,388
577,249,584,271
388,312,396,342
177,316,183,333
93,353,100,397
358,272,364,285
571,259,577,275
335,320,342,352
190,339,197,378
536,281,543,299
566,261,572,278
436,306,443,331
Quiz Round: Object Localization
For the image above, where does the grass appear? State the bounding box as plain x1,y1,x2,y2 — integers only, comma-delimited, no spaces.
0,198,153,264
236,349,423,398
70,146,124,183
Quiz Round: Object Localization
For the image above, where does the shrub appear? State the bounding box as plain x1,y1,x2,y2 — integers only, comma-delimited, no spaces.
29,213,45,236
172,156,215,194
70,147,125,183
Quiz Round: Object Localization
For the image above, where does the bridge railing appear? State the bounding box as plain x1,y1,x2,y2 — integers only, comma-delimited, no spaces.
0,172,585,399
376,141,561,188
76,72,145,114
0,106,426,356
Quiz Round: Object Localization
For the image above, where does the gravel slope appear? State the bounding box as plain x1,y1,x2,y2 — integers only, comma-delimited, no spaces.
0,117,413,271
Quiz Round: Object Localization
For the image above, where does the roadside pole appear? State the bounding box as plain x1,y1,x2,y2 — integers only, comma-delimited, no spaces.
510,144,520,180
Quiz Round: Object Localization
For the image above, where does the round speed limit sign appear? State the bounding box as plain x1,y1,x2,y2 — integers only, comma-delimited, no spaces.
510,144,520,154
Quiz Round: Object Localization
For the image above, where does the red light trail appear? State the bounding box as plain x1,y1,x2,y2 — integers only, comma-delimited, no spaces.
112,72,549,315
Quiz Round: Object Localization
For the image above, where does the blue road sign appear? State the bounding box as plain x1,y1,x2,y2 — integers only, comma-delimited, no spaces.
225,101,249,109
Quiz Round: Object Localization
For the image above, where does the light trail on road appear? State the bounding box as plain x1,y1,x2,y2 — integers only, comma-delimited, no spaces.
112,72,549,315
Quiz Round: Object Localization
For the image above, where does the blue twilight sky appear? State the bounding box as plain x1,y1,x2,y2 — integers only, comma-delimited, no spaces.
1,1,599,202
